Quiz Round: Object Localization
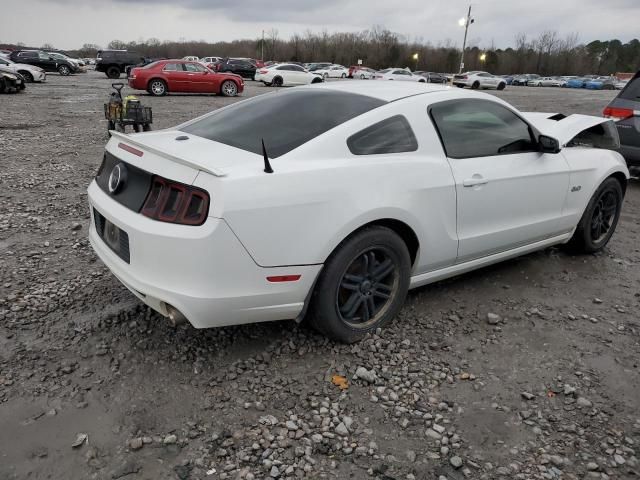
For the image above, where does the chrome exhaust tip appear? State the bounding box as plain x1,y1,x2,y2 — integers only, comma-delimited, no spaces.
165,304,187,327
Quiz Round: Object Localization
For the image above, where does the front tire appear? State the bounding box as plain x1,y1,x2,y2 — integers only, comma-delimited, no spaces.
341,73,346,78
58,65,71,76
567,177,623,253
308,226,411,343
19,71,34,82
220,80,238,96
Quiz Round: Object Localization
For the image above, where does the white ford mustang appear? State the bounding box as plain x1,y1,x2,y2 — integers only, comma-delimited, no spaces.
88,82,628,343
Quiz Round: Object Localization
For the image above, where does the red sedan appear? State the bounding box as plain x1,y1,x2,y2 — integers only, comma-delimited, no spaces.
128,60,244,97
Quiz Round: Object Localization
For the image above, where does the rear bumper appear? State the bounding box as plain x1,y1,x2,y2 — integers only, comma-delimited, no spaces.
87,181,321,328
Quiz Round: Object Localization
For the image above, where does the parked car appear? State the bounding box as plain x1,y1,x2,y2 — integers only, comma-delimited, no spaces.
350,67,376,79
254,63,323,86
0,57,46,82
0,66,25,93
511,74,540,86
452,71,506,90
565,77,587,88
374,68,426,82
603,71,640,167
415,71,448,83
128,60,244,97
315,65,349,79
528,77,564,87
182,56,200,62
585,77,617,90
213,58,257,79
47,52,85,72
87,82,627,342
201,56,222,64
308,63,333,72
9,50,76,76
96,50,146,79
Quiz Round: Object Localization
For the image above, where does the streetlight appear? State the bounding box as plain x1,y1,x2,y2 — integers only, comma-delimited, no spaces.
479,53,487,62
458,5,475,74
412,52,419,71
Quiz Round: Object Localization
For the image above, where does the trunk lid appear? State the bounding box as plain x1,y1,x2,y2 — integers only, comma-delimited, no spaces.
109,130,259,177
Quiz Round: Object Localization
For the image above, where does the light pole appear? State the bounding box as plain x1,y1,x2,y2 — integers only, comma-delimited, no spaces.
458,5,474,74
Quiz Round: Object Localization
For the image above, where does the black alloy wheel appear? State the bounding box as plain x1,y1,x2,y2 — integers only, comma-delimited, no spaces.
336,248,398,327
308,226,411,343
567,177,623,253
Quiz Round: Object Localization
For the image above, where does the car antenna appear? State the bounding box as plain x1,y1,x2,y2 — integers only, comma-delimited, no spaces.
262,138,274,174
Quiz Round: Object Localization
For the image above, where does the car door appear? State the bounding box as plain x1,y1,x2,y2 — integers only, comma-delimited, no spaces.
38,52,60,72
289,65,307,85
161,62,186,91
182,62,209,92
429,98,571,262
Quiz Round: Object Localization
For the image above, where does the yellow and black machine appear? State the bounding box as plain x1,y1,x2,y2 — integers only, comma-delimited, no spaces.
104,83,152,136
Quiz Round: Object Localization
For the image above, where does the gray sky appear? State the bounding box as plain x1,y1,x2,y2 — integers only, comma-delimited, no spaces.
3,0,639,50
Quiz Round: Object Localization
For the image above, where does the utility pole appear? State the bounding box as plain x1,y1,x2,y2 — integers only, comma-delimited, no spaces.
459,5,473,74
261,30,264,62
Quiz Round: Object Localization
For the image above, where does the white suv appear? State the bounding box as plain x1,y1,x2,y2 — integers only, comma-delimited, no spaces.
453,71,506,90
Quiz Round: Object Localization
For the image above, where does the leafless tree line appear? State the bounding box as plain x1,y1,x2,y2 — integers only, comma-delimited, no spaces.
6,28,640,75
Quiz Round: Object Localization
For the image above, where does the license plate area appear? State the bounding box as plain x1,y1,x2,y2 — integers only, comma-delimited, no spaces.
93,208,130,264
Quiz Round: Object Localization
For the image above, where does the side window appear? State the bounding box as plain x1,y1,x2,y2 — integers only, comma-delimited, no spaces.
347,115,418,155
619,76,640,101
430,99,537,159
163,63,180,71
40,52,52,61
291,65,304,72
276,65,290,71
184,63,205,72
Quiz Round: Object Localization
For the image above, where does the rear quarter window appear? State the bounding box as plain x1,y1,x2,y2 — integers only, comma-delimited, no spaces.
619,75,640,101
347,116,418,155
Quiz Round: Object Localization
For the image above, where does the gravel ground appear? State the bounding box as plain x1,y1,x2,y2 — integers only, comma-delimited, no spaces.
1,71,639,480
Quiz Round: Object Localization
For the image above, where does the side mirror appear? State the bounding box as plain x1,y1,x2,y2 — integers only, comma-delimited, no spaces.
539,135,561,154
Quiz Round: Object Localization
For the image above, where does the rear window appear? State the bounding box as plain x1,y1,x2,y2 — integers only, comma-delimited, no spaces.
181,89,385,158
619,74,640,101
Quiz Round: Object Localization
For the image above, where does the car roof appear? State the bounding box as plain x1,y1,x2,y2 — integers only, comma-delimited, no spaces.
301,80,449,102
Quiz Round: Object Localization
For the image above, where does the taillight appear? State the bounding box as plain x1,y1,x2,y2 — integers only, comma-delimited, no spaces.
603,106,634,121
259,69,268,74
141,176,210,226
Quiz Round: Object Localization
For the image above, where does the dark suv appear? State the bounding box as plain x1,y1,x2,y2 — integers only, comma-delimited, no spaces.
214,58,256,79
96,50,145,79
604,71,640,167
9,50,77,76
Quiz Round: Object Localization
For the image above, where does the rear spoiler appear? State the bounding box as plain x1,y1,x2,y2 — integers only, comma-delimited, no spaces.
108,130,227,177
521,112,620,149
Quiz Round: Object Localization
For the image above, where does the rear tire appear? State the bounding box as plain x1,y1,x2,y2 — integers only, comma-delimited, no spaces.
566,177,623,253
341,73,346,78
308,226,411,343
471,81,480,89
497,82,506,90
106,66,121,79
148,79,167,96
271,76,283,87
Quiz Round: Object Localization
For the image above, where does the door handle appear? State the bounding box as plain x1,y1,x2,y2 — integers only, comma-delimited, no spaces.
463,175,488,187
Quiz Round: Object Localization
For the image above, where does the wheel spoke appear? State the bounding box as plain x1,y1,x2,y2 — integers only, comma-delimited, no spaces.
340,279,360,291
341,292,363,318
366,295,376,317
361,296,371,322
344,273,365,283
371,259,394,282
372,287,391,300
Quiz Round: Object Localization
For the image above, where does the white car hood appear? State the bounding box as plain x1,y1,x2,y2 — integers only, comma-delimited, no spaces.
521,112,619,147
110,130,262,177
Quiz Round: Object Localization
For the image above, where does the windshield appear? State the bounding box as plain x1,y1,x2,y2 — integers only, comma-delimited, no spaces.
180,89,386,158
